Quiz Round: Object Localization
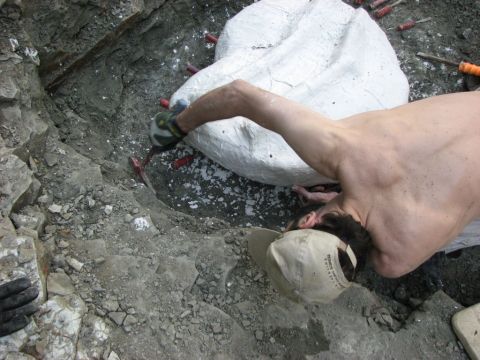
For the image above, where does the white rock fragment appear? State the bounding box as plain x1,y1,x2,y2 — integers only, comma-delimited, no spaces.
66,257,84,271
132,217,150,231
245,205,254,216
104,205,113,215
87,197,96,208
24,47,40,66
37,194,49,204
107,351,121,360
48,204,62,214
9,38,19,52
180,310,191,318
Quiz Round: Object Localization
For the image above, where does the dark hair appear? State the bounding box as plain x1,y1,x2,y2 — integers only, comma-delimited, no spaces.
287,205,372,280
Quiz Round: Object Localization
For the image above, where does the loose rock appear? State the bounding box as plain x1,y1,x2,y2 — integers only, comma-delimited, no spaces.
109,312,127,326
48,204,62,214
255,330,264,341
107,351,121,360
66,257,84,271
47,272,75,296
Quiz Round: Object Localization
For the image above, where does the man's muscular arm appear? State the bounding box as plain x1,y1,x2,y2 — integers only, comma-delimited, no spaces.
176,80,350,180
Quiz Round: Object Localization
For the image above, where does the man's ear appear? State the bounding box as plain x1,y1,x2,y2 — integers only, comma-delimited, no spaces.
298,211,322,229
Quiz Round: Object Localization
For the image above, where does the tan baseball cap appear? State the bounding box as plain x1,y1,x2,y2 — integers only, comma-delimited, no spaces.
248,228,357,304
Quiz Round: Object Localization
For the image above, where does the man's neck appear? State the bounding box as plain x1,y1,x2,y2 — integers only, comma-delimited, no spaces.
318,195,366,228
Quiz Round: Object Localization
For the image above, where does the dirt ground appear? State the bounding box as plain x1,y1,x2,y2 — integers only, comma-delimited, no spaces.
1,0,479,358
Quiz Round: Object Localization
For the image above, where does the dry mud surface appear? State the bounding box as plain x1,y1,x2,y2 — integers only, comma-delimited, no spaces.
0,0,479,359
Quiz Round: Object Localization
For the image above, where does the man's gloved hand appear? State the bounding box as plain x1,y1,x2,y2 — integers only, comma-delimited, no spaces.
149,99,189,151
0,277,39,337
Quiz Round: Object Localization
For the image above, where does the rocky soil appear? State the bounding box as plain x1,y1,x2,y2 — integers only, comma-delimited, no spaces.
0,0,479,359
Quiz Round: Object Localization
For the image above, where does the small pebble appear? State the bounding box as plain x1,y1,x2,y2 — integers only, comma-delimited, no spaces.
212,323,222,334
88,198,96,208
108,312,126,326
48,204,62,214
94,257,105,265
394,285,408,302
37,194,49,204
107,351,120,360
57,240,69,249
180,310,191,319
104,205,113,215
124,314,138,326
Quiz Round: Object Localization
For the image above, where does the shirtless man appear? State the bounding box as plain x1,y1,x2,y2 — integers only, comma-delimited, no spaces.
150,80,480,280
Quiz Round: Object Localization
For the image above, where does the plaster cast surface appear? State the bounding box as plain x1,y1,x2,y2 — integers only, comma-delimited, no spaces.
171,0,409,186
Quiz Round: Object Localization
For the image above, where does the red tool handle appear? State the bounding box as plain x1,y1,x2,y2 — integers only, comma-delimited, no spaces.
370,0,389,9
173,155,194,170
374,6,393,18
205,33,218,44
186,64,200,74
159,98,170,109
397,20,416,31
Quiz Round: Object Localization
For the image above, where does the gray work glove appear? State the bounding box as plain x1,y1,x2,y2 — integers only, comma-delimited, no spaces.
149,99,189,151
0,277,39,337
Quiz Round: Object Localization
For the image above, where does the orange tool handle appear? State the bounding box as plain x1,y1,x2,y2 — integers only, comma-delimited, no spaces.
459,62,480,77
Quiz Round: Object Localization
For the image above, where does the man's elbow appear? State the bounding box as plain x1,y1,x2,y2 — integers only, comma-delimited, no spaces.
221,80,250,113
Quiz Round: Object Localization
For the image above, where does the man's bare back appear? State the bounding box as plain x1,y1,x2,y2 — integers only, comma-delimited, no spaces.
151,80,480,278
322,91,480,277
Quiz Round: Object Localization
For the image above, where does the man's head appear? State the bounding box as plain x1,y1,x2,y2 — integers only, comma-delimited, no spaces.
247,205,372,304
248,228,358,304
285,204,372,278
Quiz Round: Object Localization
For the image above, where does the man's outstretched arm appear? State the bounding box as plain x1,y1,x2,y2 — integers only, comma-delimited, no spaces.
175,80,350,180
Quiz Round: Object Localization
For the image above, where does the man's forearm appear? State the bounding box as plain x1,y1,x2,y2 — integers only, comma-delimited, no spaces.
176,80,246,133
176,80,347,180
